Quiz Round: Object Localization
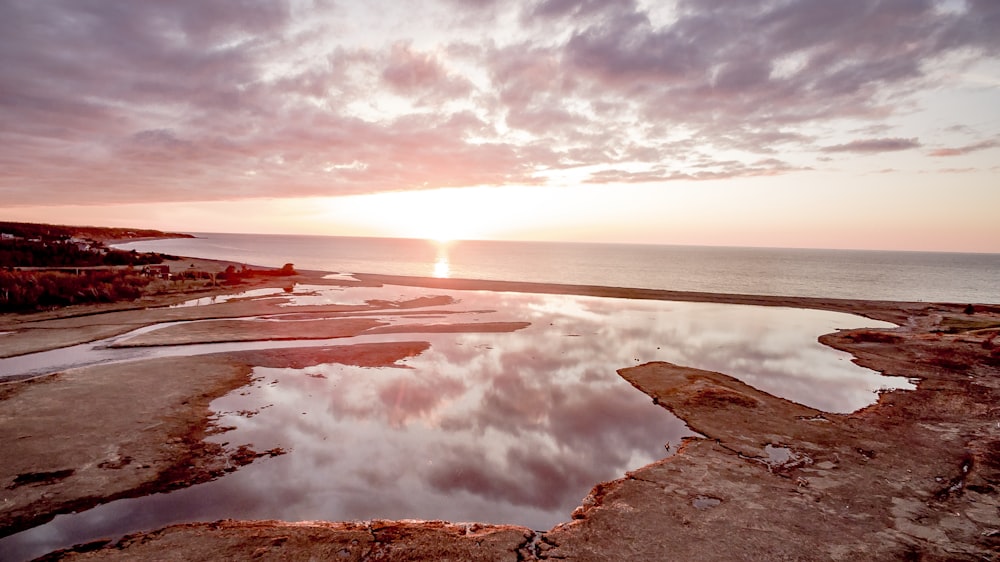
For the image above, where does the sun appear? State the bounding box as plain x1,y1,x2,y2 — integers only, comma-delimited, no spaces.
422,225,458,244
322,184,574,242
324,187,496,242
399,189,490,242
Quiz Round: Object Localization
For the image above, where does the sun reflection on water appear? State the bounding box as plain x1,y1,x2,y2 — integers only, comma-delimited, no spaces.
433,256,450,277
433,243,451,278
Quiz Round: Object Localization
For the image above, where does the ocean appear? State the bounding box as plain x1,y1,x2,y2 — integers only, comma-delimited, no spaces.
115,233,1000,304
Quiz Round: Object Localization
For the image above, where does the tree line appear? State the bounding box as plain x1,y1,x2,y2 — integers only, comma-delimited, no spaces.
0,269,153,312
0,239,172,268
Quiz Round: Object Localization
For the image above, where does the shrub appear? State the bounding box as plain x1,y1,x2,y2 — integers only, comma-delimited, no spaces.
0,269,155,312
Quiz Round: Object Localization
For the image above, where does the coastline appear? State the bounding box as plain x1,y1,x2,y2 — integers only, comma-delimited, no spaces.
0,261,942,362
353,272,961,324
103,232,1000,304
102,234,197,246
1,255,998,560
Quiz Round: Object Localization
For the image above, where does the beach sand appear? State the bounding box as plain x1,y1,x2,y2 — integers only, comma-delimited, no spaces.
1,265,998,560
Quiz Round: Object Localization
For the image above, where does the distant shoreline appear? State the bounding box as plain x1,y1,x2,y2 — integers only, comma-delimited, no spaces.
104,234,197,246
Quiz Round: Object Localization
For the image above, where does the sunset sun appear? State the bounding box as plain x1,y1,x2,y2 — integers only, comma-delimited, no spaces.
322,186,541,242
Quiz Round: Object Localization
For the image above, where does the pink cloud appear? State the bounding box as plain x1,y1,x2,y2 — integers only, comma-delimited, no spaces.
820,138,921,153
928,139,998,157
0,0,997,206
381,42,472,103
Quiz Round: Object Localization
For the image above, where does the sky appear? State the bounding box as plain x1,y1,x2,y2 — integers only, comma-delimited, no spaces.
1,0,999,252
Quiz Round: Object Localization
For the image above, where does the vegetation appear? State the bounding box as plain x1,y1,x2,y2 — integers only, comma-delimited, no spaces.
0,264,300,312
0,221,187,269
936,315,1000,334
0,239,172,268
0,222,296,312
218,264,297,285
0,269,153,311
0,221,192,243
0,221,189,311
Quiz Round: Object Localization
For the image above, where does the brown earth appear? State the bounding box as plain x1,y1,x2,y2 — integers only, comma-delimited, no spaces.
0,342,430,538
2,272,999,561
35,520,533,562
110,317,389,347
111,319,531,347
0,271,401,360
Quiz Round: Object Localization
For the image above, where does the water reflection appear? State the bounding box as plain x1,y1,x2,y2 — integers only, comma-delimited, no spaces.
433,243,451,278
0,286,907,560
220,349,680,521
169,287,291,308
434,257,450,278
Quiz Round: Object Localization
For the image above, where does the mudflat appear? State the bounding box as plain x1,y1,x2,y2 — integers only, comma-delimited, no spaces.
1,270,998,561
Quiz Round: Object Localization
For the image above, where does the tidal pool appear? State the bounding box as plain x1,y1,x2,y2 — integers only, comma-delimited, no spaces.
0,286,906,560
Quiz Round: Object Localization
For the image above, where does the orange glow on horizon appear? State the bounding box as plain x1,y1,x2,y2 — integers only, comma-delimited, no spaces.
3,169,1000,254
320,186,544,242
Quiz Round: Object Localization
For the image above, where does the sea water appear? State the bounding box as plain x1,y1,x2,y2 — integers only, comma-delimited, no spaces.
116,233,1000,303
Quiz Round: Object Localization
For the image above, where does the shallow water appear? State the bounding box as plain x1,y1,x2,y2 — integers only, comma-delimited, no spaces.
1,286,907,410
0,286,904,560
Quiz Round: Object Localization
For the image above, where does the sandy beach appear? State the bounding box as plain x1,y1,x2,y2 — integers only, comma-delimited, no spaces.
1,264,998,560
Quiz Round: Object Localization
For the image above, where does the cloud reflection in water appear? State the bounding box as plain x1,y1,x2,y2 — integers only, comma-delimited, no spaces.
1,287,905,559
198,289,902,528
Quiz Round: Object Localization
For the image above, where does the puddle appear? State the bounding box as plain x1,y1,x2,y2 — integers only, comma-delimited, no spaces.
692,496,722,510
273,285,447,307
763,444,812,471
765,444,793,464
0,286,909,560
169,285,414,308
322,272,360,282
170,287,294,307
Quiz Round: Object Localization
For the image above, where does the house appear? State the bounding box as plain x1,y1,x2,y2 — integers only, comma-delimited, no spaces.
142,265,171,279
68,237,91,251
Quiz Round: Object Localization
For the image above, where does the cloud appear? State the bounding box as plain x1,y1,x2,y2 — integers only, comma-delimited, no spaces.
820,138,922,154
584,158,809,184
928,139,998,157
0,0,998,205
380,42,472,103
528,0,631,21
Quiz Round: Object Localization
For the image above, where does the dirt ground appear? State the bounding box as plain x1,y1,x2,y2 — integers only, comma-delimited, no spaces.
0,267,340,359
2,272,999,561
0,342,431,538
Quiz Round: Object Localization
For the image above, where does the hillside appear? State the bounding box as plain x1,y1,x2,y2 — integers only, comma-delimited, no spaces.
0,221,193,244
